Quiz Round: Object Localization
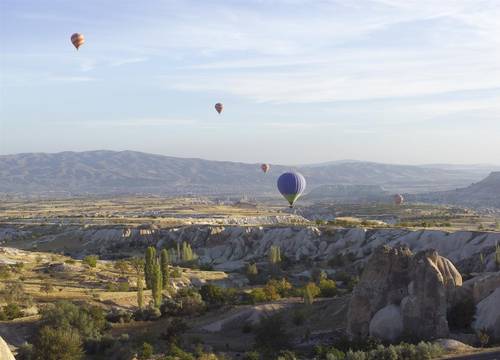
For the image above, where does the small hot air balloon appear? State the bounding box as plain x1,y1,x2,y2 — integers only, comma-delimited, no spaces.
261,163,270,173
277,172,306,208
71,33,85,50
394,194,404,205
215,103,223,114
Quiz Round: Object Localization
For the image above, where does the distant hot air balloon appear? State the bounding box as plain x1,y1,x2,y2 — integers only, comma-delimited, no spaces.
71,33,85,50
394,194,404,205
215,103,223,114
261,163,270,173
277,172,306,208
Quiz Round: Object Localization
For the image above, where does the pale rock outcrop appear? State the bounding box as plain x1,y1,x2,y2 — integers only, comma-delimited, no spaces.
369,304,403,342
473,287,500,340
0,337,15,360
435,339,473,353
463,271,500,303
348,246,462,341
2,225,500,272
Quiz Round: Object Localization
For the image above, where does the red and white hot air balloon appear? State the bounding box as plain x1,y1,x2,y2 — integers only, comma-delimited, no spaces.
214,103,223,114
261,163,270,173
394,194,404,205
71,33,85,50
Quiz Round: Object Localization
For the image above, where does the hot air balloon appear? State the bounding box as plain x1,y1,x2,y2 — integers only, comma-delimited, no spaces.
394,194,404,205
261,163,270,173
71,33,85,50
277,172,306,208
215,103,223,114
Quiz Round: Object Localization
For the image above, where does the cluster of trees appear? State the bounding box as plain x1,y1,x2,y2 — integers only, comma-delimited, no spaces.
248,276,337,305
314,342,444,360
17,301,109,360
143,247,169,307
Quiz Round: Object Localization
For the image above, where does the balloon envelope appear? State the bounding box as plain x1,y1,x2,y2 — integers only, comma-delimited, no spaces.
215,103,223,114
71,33,85,50
261,164,270,173
394,194,404,205
277,172,306,207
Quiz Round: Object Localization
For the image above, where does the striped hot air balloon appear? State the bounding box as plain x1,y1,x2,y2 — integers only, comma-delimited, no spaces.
277,172,306,208
71,33,85,50
214,103,223,114
394,194,404,205
261,163,270,173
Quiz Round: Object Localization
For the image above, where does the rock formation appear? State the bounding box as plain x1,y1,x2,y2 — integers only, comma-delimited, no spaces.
2,225,500,273
473,287,500,340
347,246,463,342
0,337,15,360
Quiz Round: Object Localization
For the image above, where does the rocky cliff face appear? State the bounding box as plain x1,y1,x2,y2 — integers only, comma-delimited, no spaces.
1,225,499,272
347,246,462,341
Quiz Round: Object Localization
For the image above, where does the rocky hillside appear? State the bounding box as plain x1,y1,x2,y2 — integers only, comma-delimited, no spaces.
1,224,499,274
0,150,491,196
411,172,500,208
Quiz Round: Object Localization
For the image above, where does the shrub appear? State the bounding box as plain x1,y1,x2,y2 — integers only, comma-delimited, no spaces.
83,255,98,268
315,345,345,360
243,351,260,360
106,308,133,324
139,342,153,360
319,278,337,297
40,301,107,339
160,318,189,345
2,303,23,320
277,350,298,360
134,306,161,321
0,265,11,279
199,284,237,307
33,326,84,360
3,281,27,303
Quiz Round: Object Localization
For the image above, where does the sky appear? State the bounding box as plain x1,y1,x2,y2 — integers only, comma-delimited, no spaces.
1,0,499,165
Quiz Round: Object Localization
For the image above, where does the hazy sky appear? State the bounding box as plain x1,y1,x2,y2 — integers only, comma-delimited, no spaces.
1,0,499,164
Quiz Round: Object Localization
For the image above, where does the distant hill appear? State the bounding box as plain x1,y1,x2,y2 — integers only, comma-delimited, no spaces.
0,150,493,197
411,172,500,208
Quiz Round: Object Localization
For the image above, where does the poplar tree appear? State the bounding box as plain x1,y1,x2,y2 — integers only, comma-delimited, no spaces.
151,262,163,308
160,249,170,290
137,277,144,309
144,247,157,289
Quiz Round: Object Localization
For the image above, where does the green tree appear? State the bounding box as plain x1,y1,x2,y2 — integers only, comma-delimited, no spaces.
151,262,163,308
160,249,170,289
303,282,320,306
137,277,144,309
144,247,157,289
181,242,196,262
268,245,281,264
83,255,98,268
40,301,107,339
33,326,83,360
139,342,154,360
246,263,258,276
268,245,282,275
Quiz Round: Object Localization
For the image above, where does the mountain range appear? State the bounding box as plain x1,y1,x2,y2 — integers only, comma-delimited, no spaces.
0,150,497,197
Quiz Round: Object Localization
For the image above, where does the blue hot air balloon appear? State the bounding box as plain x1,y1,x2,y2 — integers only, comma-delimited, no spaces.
277,172,306,208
